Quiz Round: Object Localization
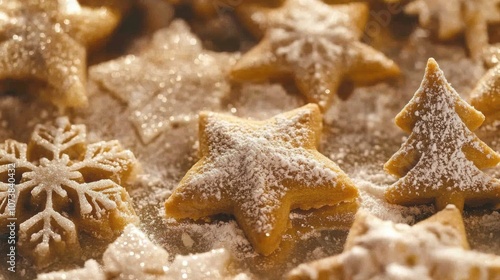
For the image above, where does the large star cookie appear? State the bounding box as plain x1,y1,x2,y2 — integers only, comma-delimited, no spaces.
164,104,358,255
0,118,138,267
0,0,124,108
405,0,500,60
384,58,500,211
90,20,238,144
231,0,400,111
288,205,500,279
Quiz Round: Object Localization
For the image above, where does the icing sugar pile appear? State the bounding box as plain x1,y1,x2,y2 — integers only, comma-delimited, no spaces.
37,225,248,280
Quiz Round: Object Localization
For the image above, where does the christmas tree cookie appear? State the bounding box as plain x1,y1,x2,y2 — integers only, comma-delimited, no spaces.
384,58,500,211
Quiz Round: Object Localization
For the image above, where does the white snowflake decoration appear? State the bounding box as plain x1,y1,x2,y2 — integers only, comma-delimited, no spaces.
0,117,139,267
269,0,358,70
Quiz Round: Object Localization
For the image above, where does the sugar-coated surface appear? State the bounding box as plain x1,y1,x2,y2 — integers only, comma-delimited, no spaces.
0,4,499,280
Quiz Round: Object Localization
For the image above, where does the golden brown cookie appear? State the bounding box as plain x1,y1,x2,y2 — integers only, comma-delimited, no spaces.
0,118,139,267
0,0,124,108
405,0,500,60
231,0,400,111
164,104,358,256
287,205,500,280
384,58,500,211
470,64,500,119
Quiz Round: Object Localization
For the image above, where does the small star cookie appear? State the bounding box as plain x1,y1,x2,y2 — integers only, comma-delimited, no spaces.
90,20,238,144
0,117,139,267
231,0,400,111
405,0,500,60
164,104,359,256
384,58,500,211
288,205,500,280
0,0,124,108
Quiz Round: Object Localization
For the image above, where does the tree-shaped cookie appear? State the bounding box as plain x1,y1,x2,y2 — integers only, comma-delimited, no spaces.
384,58,500,211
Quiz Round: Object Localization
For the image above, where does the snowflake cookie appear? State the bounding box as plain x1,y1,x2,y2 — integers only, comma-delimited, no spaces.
385,58,500,211
0,0,126,109
90,20,239,144
36,224,249,280
231,0,400,111
0,117,139,267
165,104,359,256
288,205,500,280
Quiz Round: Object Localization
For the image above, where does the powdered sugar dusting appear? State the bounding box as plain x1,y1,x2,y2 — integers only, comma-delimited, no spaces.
269,0,357,67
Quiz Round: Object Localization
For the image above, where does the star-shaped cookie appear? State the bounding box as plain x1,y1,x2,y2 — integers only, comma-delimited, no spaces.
405,0,500,60
0,0,124,108
231,0,400,111
164,104,359,256
90,20,238,144
288,205,500,279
